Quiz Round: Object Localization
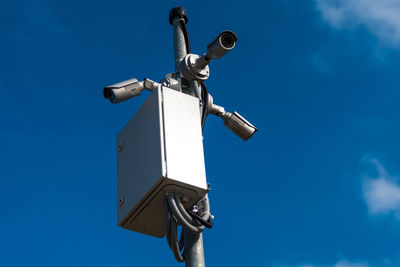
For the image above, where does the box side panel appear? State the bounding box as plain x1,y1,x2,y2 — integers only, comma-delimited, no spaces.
162,87,207,191
117,88,164,224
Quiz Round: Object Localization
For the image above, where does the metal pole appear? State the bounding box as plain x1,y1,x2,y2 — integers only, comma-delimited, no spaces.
183,228,205,267
172,19,186,71
170,7,206,267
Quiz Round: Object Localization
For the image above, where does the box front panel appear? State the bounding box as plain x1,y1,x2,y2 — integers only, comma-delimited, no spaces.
117,89,164,224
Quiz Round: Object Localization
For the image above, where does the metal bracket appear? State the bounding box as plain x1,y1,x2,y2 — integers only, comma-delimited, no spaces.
180,54,210,81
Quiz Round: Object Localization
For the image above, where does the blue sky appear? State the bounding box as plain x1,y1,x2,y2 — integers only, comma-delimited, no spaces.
2,0,400,266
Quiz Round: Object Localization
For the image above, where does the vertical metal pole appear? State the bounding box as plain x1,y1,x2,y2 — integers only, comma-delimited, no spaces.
172,18,186,71
170,7,206,267
183,228,205,267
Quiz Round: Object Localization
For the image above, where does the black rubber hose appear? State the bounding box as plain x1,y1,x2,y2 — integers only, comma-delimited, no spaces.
180,19,191,54
164,193,212,262
167,194,202,233
163,198,172,248
174,195,203,227
170,215,185,262
179,233,184,251
200,82,209,130
187,210,213,228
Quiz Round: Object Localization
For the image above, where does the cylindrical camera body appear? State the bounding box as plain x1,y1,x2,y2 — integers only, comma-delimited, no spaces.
223,111,257,141
103,78,144,104
205,31,237,60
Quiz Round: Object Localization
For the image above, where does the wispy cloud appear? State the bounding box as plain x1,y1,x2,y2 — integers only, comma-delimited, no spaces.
332,260,369,267
274,259,369,267
299,260,369,267
315,0,400,47
362,157,400,218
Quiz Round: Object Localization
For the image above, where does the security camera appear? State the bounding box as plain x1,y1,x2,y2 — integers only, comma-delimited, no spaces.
221,111,257,141
180,30,237,81
196,30,237,69
103,78,160,104
207,94,257,141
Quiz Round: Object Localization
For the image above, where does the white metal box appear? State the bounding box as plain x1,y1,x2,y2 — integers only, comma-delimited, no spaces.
117,86,208,237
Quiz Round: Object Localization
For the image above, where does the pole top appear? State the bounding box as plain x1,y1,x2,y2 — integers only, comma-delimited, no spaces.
169,6,188,25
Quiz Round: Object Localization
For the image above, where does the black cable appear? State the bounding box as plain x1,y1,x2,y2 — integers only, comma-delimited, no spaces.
179,232,184,251
179,19,191,54
175,194,201,227
200,86,205,128
170,215,185,262
168,194,202,233
200,82,209,131
163,193,213,262
187,210,213,228
163,198,172,248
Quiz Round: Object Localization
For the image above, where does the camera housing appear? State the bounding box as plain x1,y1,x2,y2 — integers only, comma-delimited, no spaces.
207,94,257,141
180,30,237,81
104,78,145,104
104,78,160,103
205,31,237,60
222,111,257,141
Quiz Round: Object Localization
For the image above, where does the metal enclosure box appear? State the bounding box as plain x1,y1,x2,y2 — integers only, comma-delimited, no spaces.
117,86,208,238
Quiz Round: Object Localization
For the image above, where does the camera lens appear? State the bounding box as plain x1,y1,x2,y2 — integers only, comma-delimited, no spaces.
110,91,116,103
220,34,235,49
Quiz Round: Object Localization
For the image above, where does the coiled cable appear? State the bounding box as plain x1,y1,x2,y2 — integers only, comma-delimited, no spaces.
163,193,212,262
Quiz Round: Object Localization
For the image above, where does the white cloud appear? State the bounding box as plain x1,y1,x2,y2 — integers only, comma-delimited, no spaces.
315,0,400,46
362,157,400,217
274,259,369,267
333,260,369,267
